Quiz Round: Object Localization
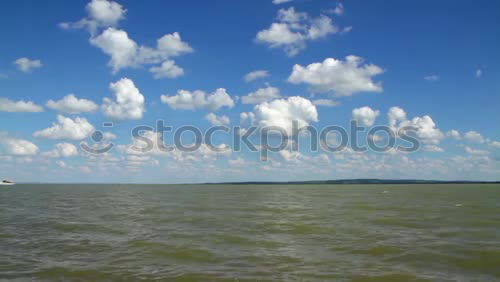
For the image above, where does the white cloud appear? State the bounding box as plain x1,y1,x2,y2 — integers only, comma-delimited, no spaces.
250,96,318,135
60,0,126,34
60,0,188,76
272,0,293,4
341,26,353,34
46,94,98,114
240,112,256,125
103,132,117,140
13,58,43,73
388,107,444,145
406,116,444,145
89,28,138,72
331,3,344,15
288,56,384,96
256,7,339,56
161,88,234,111
0,134,39,156
0,98,43,112
228,157,246,167
117,131,166,156
102,78,145,120
242,86,281,104
352,106,380,127
464,131,485,144
120,131,231,163
368,134,384,142
149,60,184,79
90,28,193,73
476,69,482,78
307,15,337,40
424,75,439,82
446,130,461,140
205,113,230,126
464,146,489,156
312,99,339,107
86,0,125,27
279,150,301,162
256,23,304,57
42,143,79,158
33,115,95,140
56,160,67,168
154,32,194,57
424,145,444,152
244,70,270,82
79,166,92,174
489,141,500,149
387,106,407,128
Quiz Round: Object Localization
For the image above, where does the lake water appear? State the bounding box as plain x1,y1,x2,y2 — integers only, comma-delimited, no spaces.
1,184,499,281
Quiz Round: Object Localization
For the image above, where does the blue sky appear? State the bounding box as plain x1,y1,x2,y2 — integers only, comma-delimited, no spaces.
0,0,499,183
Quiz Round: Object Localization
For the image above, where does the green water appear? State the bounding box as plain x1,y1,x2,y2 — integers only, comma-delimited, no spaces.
0,184,499,281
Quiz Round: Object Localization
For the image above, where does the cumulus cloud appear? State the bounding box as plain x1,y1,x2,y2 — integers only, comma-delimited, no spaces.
0,134,39,156
33,115,95,140
446,129,461,140
312,99,339,107
102,78,145,120
86,0,125,26
242,86,281,104
330,3,344,15
205,113,230,126
103,132,117,140
388,107,444,145
240,112,256,125
387,106,407,128
352,106,380,127
42,143,79,158
288,56,384,96
149,60,184,79
89,28,137,72
406,116,445,145
248,96,318,135
161,88,234,111
464,131,485,144
0,98,43,112
90,28,192,73
244,70,270,82
63,1,192,76
256,7,339,56
46,94,98,114
13,58,43,73
60,0,126,34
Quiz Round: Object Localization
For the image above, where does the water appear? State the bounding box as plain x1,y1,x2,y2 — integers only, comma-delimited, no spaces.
0,184,499,281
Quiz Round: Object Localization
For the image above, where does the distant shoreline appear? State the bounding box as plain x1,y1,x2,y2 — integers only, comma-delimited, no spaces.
206,179,500,185
13,179,500,185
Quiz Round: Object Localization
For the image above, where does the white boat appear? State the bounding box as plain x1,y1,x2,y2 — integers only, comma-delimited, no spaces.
0,180,15,186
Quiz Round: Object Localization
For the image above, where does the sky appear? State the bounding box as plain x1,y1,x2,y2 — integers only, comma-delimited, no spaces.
0,0,499,183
